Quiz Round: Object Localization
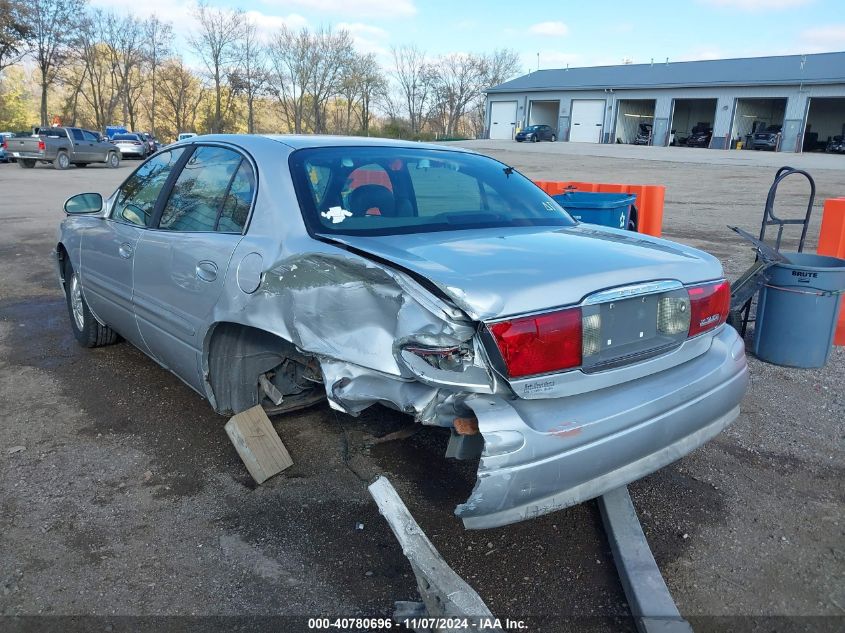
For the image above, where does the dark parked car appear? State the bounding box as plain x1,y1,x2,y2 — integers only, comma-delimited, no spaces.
632,123,653,145
140,132,159,154
826,135,845,154
515,125,556,142
751,125,782,151
686,123,713,148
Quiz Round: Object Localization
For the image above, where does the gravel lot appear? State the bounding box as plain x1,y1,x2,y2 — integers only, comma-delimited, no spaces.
1,144,843,632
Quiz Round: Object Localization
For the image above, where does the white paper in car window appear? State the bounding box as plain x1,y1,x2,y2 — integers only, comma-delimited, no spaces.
321,206,352,224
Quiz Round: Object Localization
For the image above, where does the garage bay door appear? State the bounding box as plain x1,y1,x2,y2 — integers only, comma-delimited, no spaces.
570,99,605,143
489,101,517,140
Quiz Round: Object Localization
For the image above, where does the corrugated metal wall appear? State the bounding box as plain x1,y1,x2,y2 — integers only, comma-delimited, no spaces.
486,82,845,152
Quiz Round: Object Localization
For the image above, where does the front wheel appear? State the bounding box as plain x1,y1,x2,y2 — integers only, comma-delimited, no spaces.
551,134,557,142
531,135,538,143
63,259,119,348
107,152,120,168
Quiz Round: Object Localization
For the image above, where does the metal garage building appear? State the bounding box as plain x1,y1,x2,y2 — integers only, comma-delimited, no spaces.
485,52,845,152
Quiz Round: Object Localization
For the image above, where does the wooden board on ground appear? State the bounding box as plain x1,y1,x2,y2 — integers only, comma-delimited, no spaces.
225,405,293,484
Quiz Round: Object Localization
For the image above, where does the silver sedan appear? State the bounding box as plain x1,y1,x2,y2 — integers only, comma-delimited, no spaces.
112,133,149,158
55,135,748,529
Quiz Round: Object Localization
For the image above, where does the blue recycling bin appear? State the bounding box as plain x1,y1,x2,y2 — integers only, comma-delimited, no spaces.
753,252,845,368
552,192,637,230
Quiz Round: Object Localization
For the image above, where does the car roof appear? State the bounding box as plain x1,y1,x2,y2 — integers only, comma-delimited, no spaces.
168,133,472,154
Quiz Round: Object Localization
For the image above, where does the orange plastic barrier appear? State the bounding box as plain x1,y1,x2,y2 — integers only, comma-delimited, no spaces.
817,197,845,346
534,180,666,237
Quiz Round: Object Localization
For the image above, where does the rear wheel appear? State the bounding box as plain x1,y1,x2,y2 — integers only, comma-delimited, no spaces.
63,259,119,348
107,152,120,168
18,159,35,168
54,151,70,170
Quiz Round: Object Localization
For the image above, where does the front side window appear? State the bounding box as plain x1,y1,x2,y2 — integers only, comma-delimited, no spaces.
159,146,252,233
82,130,99,142
290,147,574,236
113,149,184,227
71,129,84,141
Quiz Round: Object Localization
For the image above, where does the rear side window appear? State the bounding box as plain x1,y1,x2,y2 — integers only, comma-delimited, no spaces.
217,161,255,232
113,149,184,227
159,146,253,233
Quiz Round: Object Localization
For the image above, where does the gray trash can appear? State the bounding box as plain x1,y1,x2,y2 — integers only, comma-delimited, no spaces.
753,252,845,368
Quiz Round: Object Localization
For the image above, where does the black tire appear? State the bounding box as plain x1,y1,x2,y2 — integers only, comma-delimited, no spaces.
551,134,557,142
63,259,119,348
106,152,120,168
76,162,88,168
54,151,70,170
531,135,538,143
18,159,36,168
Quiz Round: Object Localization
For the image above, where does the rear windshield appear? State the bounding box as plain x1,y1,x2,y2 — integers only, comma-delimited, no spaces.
114,134,139,140
289,147,575,236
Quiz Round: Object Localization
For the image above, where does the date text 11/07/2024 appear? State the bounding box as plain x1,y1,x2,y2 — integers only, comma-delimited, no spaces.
306,617,528,630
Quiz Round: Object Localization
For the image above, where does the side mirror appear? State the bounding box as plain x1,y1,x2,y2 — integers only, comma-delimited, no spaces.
64,192,103,215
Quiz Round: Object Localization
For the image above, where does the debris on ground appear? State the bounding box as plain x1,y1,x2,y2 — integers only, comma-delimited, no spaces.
225,405,293,484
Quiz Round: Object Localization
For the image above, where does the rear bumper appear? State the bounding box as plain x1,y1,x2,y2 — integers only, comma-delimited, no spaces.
456,325,748,529
117,146,145,156
10,151,46,159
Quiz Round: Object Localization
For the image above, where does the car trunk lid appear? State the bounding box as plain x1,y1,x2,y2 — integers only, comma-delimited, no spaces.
328,225,723,320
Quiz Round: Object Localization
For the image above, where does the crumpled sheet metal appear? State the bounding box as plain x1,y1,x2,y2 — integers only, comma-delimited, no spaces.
256,253,475,376
243,251,479,420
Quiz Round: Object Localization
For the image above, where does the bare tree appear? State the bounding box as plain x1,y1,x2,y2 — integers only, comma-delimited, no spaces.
158,58,204,139
75,10,122,130
0,0,33,74
230,20,267,134
430,53,486,137
268,26,312,134
29,0,87,126
106,11,145,129
391,45,435,135
308,27,355,134
338,52,385,134
189,1,247,133
144,16,173,139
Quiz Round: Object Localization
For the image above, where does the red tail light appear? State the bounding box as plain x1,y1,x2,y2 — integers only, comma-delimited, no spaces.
38,140,46,151
489,307,582,378
1,139,6,149
687,280,730,337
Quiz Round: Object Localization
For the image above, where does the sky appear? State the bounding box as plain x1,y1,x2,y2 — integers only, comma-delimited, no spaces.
90,0,845,73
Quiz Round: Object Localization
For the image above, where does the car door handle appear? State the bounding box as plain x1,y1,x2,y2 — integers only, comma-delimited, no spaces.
195,261,218,282
118,243,133,259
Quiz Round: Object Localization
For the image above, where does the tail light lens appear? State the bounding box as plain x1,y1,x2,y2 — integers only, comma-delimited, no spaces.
38,140,46,151
489,308,582,378
1,139,6,149
487,279,730,380
687,281,730,337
